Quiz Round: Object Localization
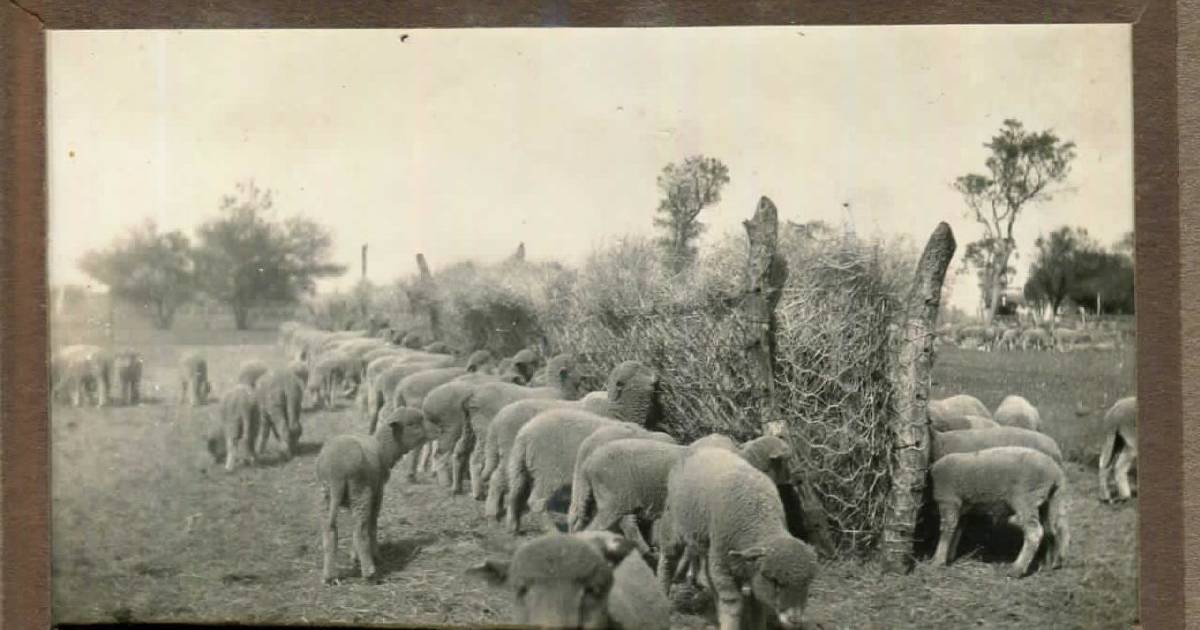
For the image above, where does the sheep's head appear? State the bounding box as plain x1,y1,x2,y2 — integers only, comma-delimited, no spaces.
464,350,494,373
728,535,818,630
739,435,795,485
468,533,626,629
423,341,455,355
401,332,425,349
605,361,663,429
545,353,583,398
508,348,541,384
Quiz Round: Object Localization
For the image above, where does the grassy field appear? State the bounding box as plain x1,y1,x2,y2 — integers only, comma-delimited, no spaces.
50,335,1137,629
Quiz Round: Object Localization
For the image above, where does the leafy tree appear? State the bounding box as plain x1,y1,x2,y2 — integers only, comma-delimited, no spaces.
1022,227,1094,315
78,220,195,329
1023,226,1135,316
954,119,1076,323
192,180,347,330
958,237,1016,311
654,155,730,273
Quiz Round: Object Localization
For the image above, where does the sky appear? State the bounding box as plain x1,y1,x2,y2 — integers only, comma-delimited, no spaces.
47,26,1133,313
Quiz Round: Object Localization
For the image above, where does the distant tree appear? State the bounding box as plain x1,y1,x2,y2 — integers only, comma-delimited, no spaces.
192,180,347,330
78,220,195,329
654,155,730,273
954,119,1076,323
1022,226,1095,316
1114,230,1135,261
1023,226,1135,316
958,237,1016,312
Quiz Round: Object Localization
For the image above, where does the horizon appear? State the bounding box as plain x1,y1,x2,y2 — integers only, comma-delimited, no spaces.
48,26,1134,314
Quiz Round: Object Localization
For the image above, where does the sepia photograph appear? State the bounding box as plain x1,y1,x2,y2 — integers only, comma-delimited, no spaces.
47,25,1136,628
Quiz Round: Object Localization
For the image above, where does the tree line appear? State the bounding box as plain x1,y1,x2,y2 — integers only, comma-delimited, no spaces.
79,180,346,330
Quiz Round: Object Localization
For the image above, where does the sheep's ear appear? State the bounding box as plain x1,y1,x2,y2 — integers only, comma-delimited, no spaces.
466,559,510,586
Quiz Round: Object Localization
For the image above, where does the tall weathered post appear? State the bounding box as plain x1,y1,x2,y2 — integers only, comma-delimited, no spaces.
414,253,442,341
742,196,835,558
880,222,956,574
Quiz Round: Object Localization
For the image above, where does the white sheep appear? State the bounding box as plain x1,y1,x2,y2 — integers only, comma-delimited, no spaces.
930,446,1070,578
467,530,670,630
658,447,818,630
1097,396,1137,502
482,391,612,521
928,394,991,430
931,426,1062,464
993,395,1042,431
932,413,999,432
505,409,623,533
315,407,432,584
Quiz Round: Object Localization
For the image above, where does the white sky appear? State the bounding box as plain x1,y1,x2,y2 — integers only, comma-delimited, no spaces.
47,26,1133,312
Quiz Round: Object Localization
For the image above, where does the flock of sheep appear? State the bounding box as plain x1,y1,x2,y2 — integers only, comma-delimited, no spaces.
48,321,1139,630
937,319,1130,352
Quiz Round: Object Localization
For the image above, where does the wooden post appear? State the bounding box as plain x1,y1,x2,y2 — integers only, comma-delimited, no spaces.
880,222,956,574
415,253,442,340
742,196,836,558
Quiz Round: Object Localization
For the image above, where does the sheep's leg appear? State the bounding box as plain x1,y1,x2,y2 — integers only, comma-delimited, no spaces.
931,501,961,566
484,466,507,522
525,479,556,533
505,465,530,535
224,431,237,472
656,534,683,597
350,489,378,582
707,548,745,630
368,490,383,569
1007,507,1044,578
469,440,488,500
403,450,419,484
1114,448,1136,500
320,488,340,585
1097,437,1117,503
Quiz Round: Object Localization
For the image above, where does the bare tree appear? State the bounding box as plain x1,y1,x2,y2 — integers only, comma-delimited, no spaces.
954,119,1076,323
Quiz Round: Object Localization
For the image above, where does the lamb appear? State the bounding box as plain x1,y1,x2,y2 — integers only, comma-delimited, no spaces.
464,353,586,499
482,391,612,520
236,359,270,388
505,410,624,533
315,407,432,584
928,394,991,425
255,368,304,459
657,447,818,630
568,435,791,561
287,359,309,387
393,350,495,409
205,384,261,472
467,530,670,630
932,414,999,433
1097,396,1137,502
931,426,1062,464
179,351,211,406
930,446,1070,577
994,395,1042,432
420,372,530,492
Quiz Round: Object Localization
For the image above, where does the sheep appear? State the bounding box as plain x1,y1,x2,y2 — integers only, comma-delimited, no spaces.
236,359,270,388
505,410,624,533
287,359,309,387
315,407,432,584
179,351,211,406
482,391,612,521
464,353,586,499
1098,396,1137,502
930,446,1070,578
392,350,495,409
206,384,261,472
928,394,991,426
931,426,1062,464
569,435,790,574
467,530,670,630
658,447,818,630
255,368,304,459
932,414,999,433
993,395,1042,432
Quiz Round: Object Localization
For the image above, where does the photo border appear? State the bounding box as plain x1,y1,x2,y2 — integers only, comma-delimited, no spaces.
2,1,1183,628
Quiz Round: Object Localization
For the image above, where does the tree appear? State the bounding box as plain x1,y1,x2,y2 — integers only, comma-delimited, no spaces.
954,119,1076,323
192,180,346,330
653,155,730,273
1022,226,1094,316
958,237,1016,312
78,220,195,329
1067,249,1134,315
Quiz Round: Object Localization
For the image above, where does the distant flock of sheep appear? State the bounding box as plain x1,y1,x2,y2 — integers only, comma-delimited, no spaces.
49,322,1138,630
937,320,1131,352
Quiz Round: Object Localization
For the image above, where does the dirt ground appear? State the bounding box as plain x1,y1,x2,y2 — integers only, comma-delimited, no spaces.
50,340,1137,629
